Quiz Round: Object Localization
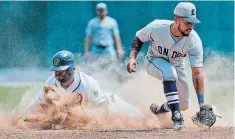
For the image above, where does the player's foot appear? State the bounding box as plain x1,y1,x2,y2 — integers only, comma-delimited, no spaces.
172,111,184,131
150,103,161,115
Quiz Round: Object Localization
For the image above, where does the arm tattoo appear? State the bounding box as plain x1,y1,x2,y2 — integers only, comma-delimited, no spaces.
195,79,199,93
131,37,144,52
193,71,204,94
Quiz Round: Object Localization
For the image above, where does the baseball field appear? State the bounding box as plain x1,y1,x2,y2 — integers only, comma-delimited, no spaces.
0,1,233,138
0,55,233,139
0,127,233,139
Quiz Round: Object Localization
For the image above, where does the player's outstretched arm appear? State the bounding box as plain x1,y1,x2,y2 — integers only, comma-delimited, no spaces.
127,37,143,73
191,67,220,128
191,67,205,107
114,35,125,58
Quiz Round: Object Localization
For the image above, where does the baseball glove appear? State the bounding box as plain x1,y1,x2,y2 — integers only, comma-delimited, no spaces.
191,105,220,129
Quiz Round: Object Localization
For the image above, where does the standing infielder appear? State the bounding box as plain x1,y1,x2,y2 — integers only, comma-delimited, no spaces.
127,2,213,130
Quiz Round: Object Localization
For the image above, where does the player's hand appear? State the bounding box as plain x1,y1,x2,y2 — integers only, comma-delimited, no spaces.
127,58,138,73
200,104,213,110
199,102,212,109
117,49,125,58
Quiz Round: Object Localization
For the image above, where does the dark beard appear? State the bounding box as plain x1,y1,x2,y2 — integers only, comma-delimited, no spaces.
59,75,70,83
99,15,105,20
178,24,190,36
58,68,74,83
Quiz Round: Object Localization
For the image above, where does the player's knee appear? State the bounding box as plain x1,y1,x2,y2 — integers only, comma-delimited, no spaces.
164,75,177,81
163,67,178,81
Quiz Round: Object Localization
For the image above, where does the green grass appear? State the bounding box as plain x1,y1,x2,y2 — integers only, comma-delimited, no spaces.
0,87,29,109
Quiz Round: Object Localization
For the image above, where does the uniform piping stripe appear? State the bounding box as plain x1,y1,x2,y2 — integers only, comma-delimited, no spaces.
146,57,165,80
72,73,81,92
146,56,176,81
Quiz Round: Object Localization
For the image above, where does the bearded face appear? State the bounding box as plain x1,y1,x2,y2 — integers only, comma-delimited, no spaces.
176,17,195,36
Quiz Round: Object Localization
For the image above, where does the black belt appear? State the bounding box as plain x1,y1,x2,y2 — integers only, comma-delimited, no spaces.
96,45,107,48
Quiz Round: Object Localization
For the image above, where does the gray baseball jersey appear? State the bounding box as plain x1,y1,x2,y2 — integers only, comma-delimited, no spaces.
136,19,203,109
136,19,203,67
86,16,120,46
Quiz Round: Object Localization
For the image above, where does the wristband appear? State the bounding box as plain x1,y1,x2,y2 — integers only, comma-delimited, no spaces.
197,93,204,104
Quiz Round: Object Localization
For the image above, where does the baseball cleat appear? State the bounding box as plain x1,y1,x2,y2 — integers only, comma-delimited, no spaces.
172,111,184,131
150,103,161,115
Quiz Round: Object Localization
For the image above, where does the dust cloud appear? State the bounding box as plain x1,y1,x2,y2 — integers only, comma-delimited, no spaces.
0,53,233,130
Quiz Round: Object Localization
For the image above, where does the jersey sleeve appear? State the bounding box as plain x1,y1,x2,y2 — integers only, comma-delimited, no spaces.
36,75,55,103
135,20,156,42
189,37,203,67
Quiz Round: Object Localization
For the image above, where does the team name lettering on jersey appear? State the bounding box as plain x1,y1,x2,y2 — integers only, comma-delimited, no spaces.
155,46,169,56
155,46,186,58
171,51,186,58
